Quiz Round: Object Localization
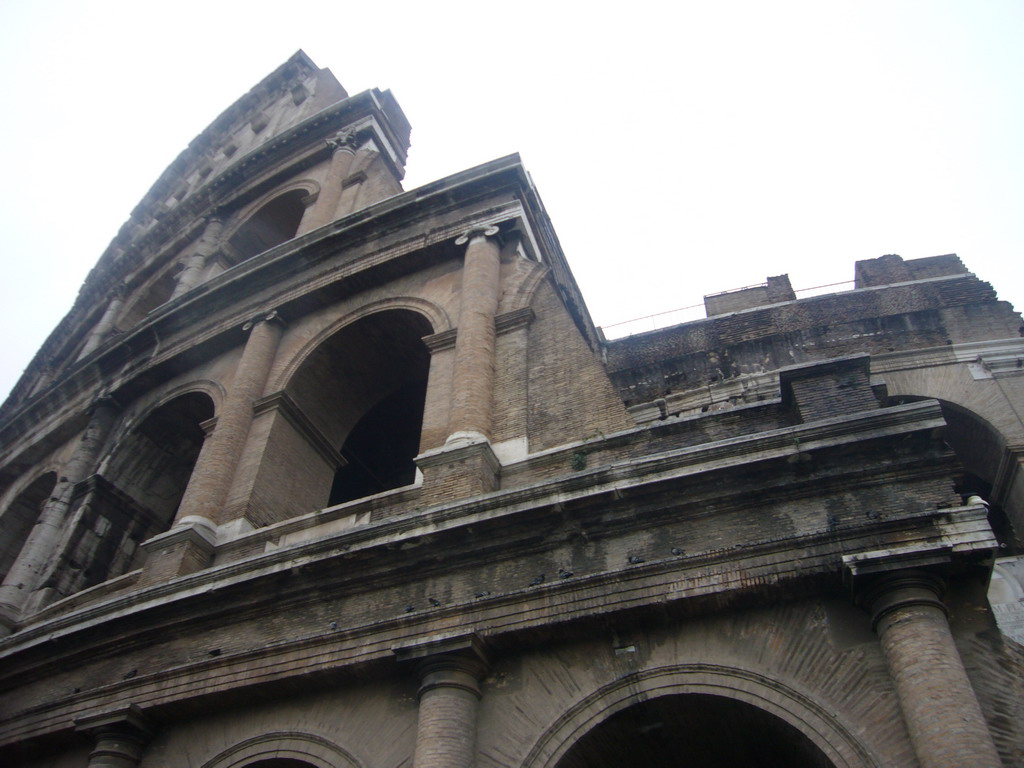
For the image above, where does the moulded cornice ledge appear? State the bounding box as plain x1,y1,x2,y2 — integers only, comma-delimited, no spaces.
841,504,997,587
0,398,949,658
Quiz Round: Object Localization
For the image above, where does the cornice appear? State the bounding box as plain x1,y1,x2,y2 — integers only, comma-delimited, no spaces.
0,400,946,661
0,499,984,748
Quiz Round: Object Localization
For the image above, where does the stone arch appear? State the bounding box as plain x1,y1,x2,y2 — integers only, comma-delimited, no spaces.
0,471,57,583
505,259,550,315
117,262,180,330
234,304,439,524
200,731,362,768
273,297,449,393
102,380,225,457
887,393,1018,544
286,307,435,507
223,182,319,264
521,664,878,768
45,391,215,597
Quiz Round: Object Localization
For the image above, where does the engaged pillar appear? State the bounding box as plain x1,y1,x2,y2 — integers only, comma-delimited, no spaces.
862,571,1002,768
171,215,223,300
447,225,501,446
297,128,359,234
75,705,153,768
415,226,503,497
0,397,119,633
141,312,284,581
397,636,489,768
78,284,127,359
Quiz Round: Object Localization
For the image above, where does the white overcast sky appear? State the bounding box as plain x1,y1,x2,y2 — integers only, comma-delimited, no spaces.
0,1,1021,402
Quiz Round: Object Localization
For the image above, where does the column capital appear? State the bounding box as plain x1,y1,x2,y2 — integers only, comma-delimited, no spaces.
242,310,286,332
455,224,500,246
75,703,154,738
91,393,122,415
395,633,490,698
327,126,362,153
76,703,154,767
857,569,947,632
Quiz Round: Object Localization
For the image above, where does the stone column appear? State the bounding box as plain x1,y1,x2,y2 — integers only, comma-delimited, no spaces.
399,637,489,768
75,705,153,768
0,397,119,634
448,225,501,446
862,571,1002,768
173,311,285,527
170,215,223,300
78,284,127,360
297,128,359,234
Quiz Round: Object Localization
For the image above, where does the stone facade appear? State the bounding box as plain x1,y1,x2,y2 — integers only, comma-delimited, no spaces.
1,52,1022,767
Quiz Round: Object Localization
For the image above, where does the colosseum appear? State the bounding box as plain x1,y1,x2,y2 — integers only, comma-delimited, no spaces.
0,51,1022,767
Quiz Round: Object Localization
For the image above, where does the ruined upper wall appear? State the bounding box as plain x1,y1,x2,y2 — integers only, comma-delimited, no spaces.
606,255,1022,407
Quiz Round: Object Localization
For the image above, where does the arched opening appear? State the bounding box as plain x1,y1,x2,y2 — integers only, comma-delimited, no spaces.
228,190,307,263
47,392,214,597
555,694,835,768
245,761,316,768
329,379,427,504
0,472,57,582
118,269,179,329
286,309,432,509
890,396,1016,546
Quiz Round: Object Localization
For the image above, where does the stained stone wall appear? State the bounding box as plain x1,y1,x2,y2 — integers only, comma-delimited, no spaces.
1,54,1022,768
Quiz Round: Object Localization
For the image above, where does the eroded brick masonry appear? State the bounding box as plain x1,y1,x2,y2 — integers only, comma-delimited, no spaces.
1,52,1022,768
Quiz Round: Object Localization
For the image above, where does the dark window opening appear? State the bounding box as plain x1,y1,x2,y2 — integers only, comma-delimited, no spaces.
329,378,428,505
119,270,179,329
228,190,307,263
49,393,213,597
284,309,433,514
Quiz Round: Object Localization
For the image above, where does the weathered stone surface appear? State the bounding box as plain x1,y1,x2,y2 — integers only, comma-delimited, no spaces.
1,55,1022,768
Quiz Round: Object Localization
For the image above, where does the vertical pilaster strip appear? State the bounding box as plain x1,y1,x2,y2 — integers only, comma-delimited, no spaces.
173,312,285,527
863,571,1002,768
75,705,153,768
78,285,127,360
448,225,501,445
297,128,359,234
171,216,223,300
0,397,119,633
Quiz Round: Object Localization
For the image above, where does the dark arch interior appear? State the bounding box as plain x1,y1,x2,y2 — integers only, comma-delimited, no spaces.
329,378,427,505
229,190,307,262
891,395,1017,548
49,393,214,597
244,761,317,768
106,392,214,529
0,472,57,581
555,694,836,768
119,269,179,329
286,309,433,509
